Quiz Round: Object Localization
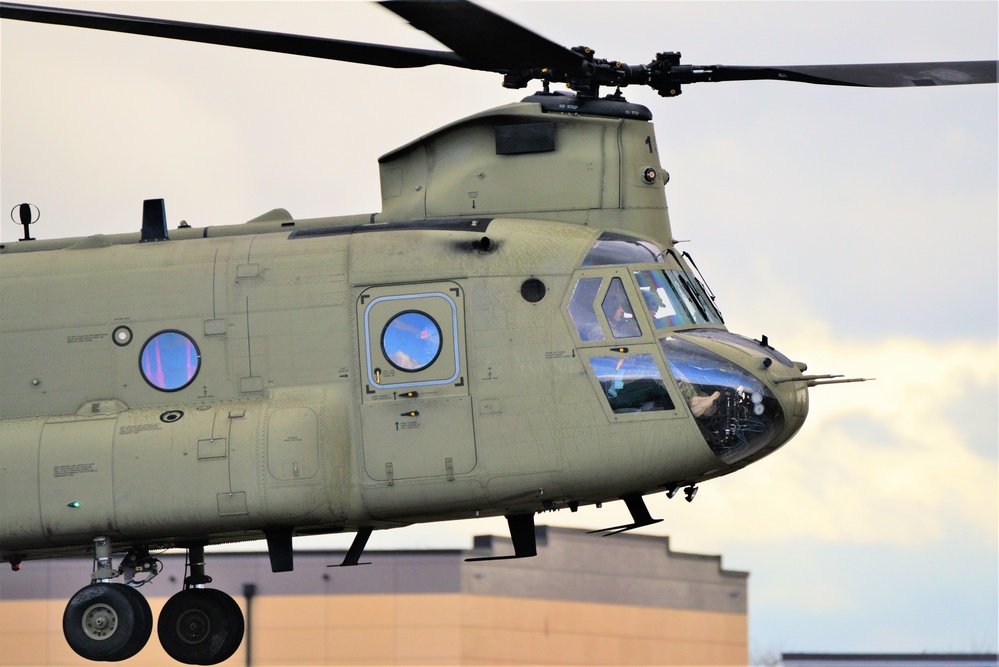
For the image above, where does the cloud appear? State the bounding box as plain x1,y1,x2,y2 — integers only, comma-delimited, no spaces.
655,332,999,549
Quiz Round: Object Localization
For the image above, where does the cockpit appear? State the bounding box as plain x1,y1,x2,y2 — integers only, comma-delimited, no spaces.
580,231,724,328
566,232,805,467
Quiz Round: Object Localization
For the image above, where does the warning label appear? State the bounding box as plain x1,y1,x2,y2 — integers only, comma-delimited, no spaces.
119,424,162,436
54,463,97,478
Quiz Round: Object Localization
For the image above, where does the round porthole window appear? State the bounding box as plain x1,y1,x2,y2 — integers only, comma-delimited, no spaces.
139,331,201,391
381,311,442,372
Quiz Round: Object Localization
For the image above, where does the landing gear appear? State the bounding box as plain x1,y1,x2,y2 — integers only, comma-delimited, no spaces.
61,537,244,665
63,583,153,661
62,537,153,662
158,589,244,665
157,543,244,665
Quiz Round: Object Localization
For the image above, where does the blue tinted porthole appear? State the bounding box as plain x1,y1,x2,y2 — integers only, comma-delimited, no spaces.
139,331,201,391
381,311,442,372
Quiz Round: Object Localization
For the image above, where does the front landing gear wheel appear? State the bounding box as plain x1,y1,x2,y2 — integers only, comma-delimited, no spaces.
158,588,244,665
63,583,152,662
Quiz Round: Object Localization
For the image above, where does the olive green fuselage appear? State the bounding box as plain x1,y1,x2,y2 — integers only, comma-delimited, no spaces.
0,102,807,562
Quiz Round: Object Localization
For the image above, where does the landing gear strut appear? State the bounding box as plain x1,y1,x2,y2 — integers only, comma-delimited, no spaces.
62,537,153,662
157,543,244,665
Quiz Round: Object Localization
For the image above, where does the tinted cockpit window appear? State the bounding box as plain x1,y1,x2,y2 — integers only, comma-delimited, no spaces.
634,269,686,329
602,277,642,339
660,335,783,463
589,353,675,413
634,269,724,328
581,232,664,267
568,277,605,342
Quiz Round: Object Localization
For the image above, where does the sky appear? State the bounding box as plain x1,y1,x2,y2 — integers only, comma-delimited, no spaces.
1,0,997,658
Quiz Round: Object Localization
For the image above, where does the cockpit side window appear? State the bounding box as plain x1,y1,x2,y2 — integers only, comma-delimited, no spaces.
588,353,675,414
568,277,605,342
601,278,642,339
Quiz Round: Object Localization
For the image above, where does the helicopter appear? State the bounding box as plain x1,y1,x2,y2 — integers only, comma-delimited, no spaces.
1,1,996,664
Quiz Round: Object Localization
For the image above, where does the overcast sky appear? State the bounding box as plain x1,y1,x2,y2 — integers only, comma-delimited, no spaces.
2,0,997,657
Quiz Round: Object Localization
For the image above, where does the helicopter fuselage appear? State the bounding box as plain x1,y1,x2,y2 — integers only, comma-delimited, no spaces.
0,101,808,562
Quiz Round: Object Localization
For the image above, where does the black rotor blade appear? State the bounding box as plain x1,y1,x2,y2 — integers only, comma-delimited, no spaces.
381,0,588,75
0,2,473,70
687,61,998,87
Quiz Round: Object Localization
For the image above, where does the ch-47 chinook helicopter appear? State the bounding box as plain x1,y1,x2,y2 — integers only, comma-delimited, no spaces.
1,0,996,664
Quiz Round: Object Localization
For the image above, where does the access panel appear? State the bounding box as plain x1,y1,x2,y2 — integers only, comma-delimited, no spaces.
356,282,476,482
39,417,118,540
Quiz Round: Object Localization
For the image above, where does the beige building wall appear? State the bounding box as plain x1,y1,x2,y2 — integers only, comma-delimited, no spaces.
0,592,745,666
0,528,748,665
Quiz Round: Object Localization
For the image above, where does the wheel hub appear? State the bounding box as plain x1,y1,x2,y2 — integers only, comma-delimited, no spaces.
81,602,118,640
176,609,211,645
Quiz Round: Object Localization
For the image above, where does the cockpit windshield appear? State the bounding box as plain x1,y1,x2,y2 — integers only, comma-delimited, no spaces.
579,232,723,328
634,269,723,328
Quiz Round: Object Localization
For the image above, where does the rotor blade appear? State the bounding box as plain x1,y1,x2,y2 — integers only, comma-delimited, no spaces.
381,0,588,75
0,2,473,70
689,61,998,87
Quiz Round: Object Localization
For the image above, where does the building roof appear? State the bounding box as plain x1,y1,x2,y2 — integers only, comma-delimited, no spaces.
783,654,999,667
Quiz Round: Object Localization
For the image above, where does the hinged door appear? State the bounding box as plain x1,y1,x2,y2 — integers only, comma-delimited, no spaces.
356,282,476,481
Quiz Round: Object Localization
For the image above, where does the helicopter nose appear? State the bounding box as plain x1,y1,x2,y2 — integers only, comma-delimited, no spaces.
660,332,808,466
770,367,810,451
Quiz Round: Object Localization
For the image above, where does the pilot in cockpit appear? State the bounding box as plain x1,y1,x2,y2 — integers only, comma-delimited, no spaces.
605,287,642,339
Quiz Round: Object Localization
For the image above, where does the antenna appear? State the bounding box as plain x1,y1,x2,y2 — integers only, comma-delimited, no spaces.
140,198,169,242
10,202,38,241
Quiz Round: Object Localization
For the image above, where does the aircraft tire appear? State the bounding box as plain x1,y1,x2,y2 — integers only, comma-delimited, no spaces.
158,588,244,665
63,583,152,662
